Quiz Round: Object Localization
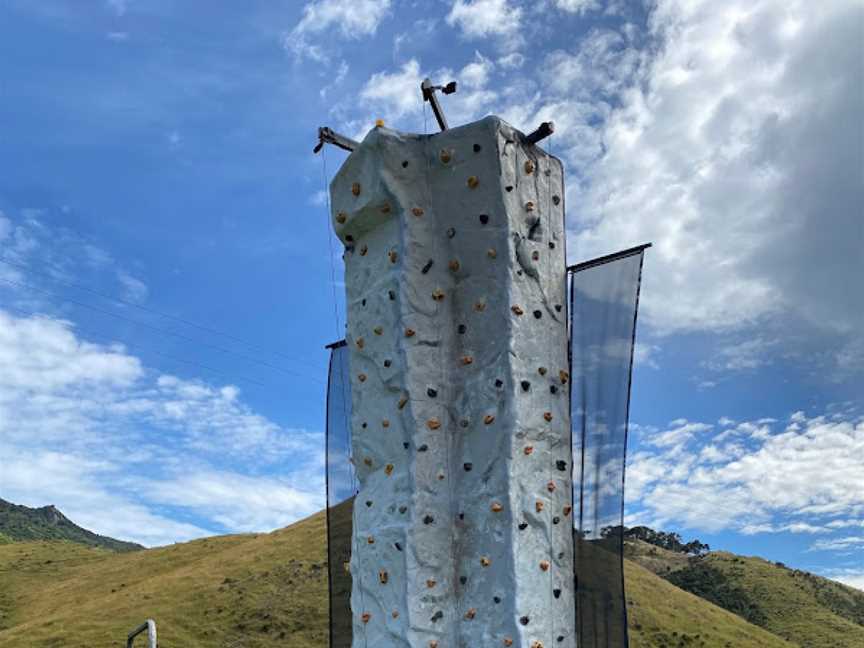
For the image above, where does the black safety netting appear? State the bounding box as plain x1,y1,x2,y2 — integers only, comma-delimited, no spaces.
570,247,647,648
325,341,356,648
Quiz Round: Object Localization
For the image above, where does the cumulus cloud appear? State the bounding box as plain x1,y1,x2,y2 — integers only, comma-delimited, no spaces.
446,0,523,47
284,0,392,62
0,309,324,546
555,0,601,15
628,410,864,547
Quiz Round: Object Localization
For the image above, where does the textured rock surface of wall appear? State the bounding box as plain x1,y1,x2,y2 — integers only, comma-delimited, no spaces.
330,115,574,648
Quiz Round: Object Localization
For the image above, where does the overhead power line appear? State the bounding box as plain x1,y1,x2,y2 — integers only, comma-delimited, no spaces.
0,255,325,371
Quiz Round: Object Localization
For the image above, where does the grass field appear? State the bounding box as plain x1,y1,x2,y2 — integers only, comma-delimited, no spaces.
0,509,857,647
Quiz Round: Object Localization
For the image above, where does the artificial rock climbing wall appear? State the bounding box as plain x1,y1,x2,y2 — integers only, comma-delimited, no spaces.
330,115,574,648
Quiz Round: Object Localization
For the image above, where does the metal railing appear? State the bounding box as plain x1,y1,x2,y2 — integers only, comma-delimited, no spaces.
127,619,157,648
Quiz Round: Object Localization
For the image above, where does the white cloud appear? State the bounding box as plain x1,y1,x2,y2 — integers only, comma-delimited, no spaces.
285,0,392,62
809,536,864,552
116,270,148,303
824,568,864,592
628,410,864,544
446,0,523,44
555,0,601,15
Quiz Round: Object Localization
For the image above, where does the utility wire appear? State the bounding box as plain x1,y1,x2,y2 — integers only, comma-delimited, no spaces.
0,255,325,371
0,276,323,384
1,304,273,389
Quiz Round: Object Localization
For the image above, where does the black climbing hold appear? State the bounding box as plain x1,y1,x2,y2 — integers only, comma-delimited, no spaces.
520,616,530,626
427,387,438,398
418,444,428,452
423,515,434,525
399,506,408,514
533,310,542,319
518,522,528,531
505,185,513,192
460,576,468,585
554,304,562,312
459,419,469,428
458,512,464,520
384,359,392,368
446,227,456,238
366,501,373,507
552,195,560,205
362,298,367,306
431,611,443,623
361,422,368,429
493,596,501,604
421,259,434,274
479,214,489,225
403,442,410,450
395,542,403,551
458,324,467,334
548,241,556,249
463,463,473,471
473,143,482,152
345,235,354,242
517,270,523,276
553,516,560,525
550,385,558,394
558,551,565,559
521,380,531,391
494,379,503,388
389,290,396,300
553,588,561,599
558,637,564,643
402,160,409,168
556,460,567,471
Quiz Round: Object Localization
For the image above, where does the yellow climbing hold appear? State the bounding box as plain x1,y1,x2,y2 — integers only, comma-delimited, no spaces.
467,175,479,189
474,300,486,312
375,118,385,127
335,212,347,224
379,569,389,584
524,159,535,174
432,288,445,301
384,463,394,475
440,149,452,163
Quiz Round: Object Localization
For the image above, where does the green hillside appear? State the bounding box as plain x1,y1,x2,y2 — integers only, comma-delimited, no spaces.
0,499,143,553
0,509,800,648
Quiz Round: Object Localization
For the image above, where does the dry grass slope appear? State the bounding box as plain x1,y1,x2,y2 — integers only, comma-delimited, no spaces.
0,511,831,648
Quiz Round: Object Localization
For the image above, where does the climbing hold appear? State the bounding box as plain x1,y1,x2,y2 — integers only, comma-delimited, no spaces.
356,337,365,349
524,159,535,174
556,460,567,471
361,422,368,429
460,419,469,428
427,418,441,430
426,578,437,588
495,379,503,388
361,612,371,624
474,300,486,312
379,569,389,584
554,304,562,312
511,305,524,316
427,387,438,398
389,249,398,263
480,556,491,567
518,522,528,531
389,289,396,300
524,446,534,455
461,356,474,366
422,259,434,274
458,324,467,334
544,412,553,422
483,414,495,425
553,516,560,525
547,481,556,493
465,608,477,620
553,195,561,205
366,500,373,507
467,175,479,189
549,385,558,394
385,464,394,476
538,367,548,376
432,288,445,301
440,149,452,163
423,515,435,525
473,143,482,152
360,244,368,256
431,611,443,623
437,472,446,481
464,462,473,471
487,247,497,259
521,380,531,391
398,396,408,409
536,501,545,513
503,638,514,646
540,560,550,572
553,588,562,599
563,505,572,516
520,616,530,626
525,201,535,212
335,212,347,224
549,241,556,249
367,536,375,544
412,206,424,217
446,227,456,238
559,370,569,384
380,202,391,214
392,610,399,619
405,328,415,337
448,259,460,272
429,641,439,648
374,326,383,335
384,359,392,368
364,457,373,467
532,250,540,261
479,213,489,225
352,182,361,197
345,235,354,242
358,373,367,382
382,419,390,428
505,185,514,192
531,641,544,648
533,310,543,319
418,444,428,452
494,596,501,604
343,561,351,573
491,502,503,513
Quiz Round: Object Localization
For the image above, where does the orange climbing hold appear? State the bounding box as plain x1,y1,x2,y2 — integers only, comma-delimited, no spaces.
392,611,399,619
480,556,491,567
544,412,553,422
361,612,371,624
367,536,375,544
412,206,424,217
426,578,437,588
474,301,486,312
440,149,452,163
525,201,535,212
405,328,415,337
356,337,365,349
559,370,569,384
538,367,548,376
385,464,394,476
461,356,474,366
511,305,524,316
379,570,389,584
503,639,514,647
427,418,441,430
547,481,556,493
540,560,550,572
491,502,503,513
484,414,496,425
398,396,409,410
465,608,477,620
536,501,545,513
448,259,460,272
389,249,398,263
335,211,347,224
524,159,536,174
352,182,361,196
563,505,572,516
524,446,534,456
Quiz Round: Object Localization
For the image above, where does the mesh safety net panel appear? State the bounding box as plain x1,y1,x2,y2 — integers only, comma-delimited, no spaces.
570,247,646,648
326,341,356,648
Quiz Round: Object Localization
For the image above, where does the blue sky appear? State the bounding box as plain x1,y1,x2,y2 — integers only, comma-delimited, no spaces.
0,0,862,589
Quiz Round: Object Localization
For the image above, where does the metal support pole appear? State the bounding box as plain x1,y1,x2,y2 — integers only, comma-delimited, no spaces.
127,619,157,648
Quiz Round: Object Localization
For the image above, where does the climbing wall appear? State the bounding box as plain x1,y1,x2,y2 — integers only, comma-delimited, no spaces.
330,115,574,648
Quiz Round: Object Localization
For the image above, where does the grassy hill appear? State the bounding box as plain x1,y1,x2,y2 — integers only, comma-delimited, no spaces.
0,498,143,553
0,509,802,648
